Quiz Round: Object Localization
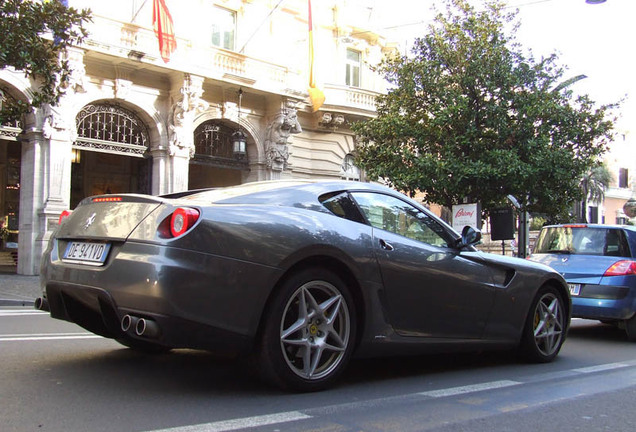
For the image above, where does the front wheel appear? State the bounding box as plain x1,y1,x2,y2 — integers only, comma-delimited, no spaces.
256,267,356,392
520,286,567,362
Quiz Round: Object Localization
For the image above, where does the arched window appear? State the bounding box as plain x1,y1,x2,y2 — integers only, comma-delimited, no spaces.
0,87,22,140
192,120,247,168
75,103,149,157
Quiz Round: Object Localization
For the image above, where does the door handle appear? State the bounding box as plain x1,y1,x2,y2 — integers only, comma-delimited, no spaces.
379,239,394,251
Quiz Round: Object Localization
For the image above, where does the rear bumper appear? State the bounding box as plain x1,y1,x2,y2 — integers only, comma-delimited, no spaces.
44,282,251,356
40,239,282,355
571,285,636,320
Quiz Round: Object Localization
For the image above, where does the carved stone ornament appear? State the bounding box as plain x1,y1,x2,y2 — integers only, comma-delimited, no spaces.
42,104,76,142
63,48,87,94
265,108,302,171
168,74,209,157
114,79,133,100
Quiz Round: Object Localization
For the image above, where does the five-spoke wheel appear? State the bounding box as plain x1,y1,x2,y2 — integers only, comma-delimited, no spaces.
521,286,567,362
257,267,356,391
280,280,351,380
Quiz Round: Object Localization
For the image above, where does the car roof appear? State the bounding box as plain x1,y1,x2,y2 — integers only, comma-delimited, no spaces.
541,223,636,232
176,179,401,206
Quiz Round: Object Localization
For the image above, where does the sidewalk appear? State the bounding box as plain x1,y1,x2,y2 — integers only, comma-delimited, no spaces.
0,272,41,307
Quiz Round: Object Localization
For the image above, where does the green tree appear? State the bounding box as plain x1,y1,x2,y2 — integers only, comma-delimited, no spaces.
352,0,616,219
0,0,91,124
578,163,613,223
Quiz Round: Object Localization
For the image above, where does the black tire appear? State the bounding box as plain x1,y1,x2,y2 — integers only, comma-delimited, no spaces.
256,267,356,392
116,337,171,354
624,315,636,341
600,320,619,327
520,285,567,362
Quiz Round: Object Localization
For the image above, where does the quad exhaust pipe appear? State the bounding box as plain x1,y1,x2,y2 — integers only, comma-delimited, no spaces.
121,314,160,338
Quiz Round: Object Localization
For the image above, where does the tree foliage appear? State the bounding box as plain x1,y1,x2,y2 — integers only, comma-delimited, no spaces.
578,163,613,223
0,0,91,123
352,0,616,219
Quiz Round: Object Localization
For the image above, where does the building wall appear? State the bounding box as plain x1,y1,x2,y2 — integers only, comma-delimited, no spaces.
0,0,393,274
601,130,635,224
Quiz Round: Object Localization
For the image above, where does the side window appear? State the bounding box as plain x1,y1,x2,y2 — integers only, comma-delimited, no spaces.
320,192,366,224
605,229,630,257
350,192,451,247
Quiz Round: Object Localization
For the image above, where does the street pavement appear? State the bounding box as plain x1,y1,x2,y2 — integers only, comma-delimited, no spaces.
0,272,41,307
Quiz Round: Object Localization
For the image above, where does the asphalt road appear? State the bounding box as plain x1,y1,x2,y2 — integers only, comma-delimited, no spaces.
2,309,636,432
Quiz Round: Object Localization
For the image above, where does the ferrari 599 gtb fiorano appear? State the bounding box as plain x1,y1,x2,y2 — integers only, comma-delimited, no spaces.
38,180,570,391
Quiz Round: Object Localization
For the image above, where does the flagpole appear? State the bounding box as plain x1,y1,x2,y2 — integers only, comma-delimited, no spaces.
131,0,149,23
239,0,286,54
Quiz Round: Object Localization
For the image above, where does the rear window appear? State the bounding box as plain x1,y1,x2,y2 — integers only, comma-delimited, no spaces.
181,181,311,203
533,226,632,257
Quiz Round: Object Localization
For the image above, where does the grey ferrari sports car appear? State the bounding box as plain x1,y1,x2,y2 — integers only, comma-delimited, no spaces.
38,180,570,391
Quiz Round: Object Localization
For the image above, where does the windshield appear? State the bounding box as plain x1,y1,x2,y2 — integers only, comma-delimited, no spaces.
533,226,631,257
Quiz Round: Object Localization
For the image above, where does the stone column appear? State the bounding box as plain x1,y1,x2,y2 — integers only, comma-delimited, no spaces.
168,74,208,192
17,128,45,275
30,47,86,274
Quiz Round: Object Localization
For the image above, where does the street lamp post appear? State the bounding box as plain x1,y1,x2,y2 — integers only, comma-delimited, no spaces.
233,89,247,160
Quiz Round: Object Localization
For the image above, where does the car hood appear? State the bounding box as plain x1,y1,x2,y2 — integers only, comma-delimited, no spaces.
528,253,622,284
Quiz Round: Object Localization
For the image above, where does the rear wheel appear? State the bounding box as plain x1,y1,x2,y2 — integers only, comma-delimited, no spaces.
256,267,356,392
520,286,566,362
624,315,636,341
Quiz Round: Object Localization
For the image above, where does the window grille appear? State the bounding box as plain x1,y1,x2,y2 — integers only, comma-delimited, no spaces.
192,120,248,168
0,88,22,141
74,104,149,157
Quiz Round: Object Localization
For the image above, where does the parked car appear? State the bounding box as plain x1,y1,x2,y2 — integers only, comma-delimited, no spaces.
38,180,569,391
529,223,636,340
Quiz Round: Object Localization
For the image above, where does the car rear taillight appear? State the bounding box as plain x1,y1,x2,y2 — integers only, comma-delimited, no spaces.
604,260,636,276
170,207,200,238
58,210,73,224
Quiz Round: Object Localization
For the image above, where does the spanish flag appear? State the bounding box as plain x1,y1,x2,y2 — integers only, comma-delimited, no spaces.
308,0,325,111
153,0,177,63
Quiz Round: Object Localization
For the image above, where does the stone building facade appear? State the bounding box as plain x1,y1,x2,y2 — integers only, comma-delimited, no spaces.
0,0,393,274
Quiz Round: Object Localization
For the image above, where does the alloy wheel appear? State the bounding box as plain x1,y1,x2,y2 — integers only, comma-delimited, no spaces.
532,292,564,357
279,280,351,380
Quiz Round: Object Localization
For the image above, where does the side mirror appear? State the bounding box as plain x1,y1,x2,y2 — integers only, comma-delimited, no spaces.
458,225,482,249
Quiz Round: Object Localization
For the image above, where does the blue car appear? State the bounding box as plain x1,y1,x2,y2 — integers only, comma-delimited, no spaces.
529,224,636,340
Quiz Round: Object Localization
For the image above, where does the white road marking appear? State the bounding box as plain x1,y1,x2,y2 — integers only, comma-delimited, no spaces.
573,362,630,374
147,411,312,432
418,380,522,398
0,310,47,317
0,333,102,342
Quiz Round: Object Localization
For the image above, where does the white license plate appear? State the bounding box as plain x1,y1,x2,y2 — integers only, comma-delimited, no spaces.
63,241,111,266
568,283,581,296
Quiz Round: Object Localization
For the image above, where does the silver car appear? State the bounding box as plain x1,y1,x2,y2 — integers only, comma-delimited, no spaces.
39,180,570,391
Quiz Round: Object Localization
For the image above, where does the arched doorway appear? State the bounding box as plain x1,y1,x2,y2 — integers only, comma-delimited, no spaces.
189,120,249,189
0,87,22,268
71,103,152,208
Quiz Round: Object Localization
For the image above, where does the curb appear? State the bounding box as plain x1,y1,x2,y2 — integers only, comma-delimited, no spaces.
0,299,36,307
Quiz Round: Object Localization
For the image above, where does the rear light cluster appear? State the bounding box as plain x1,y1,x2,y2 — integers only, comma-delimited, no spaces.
58,210,73,224
604,260,636,276
170,207,200,238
